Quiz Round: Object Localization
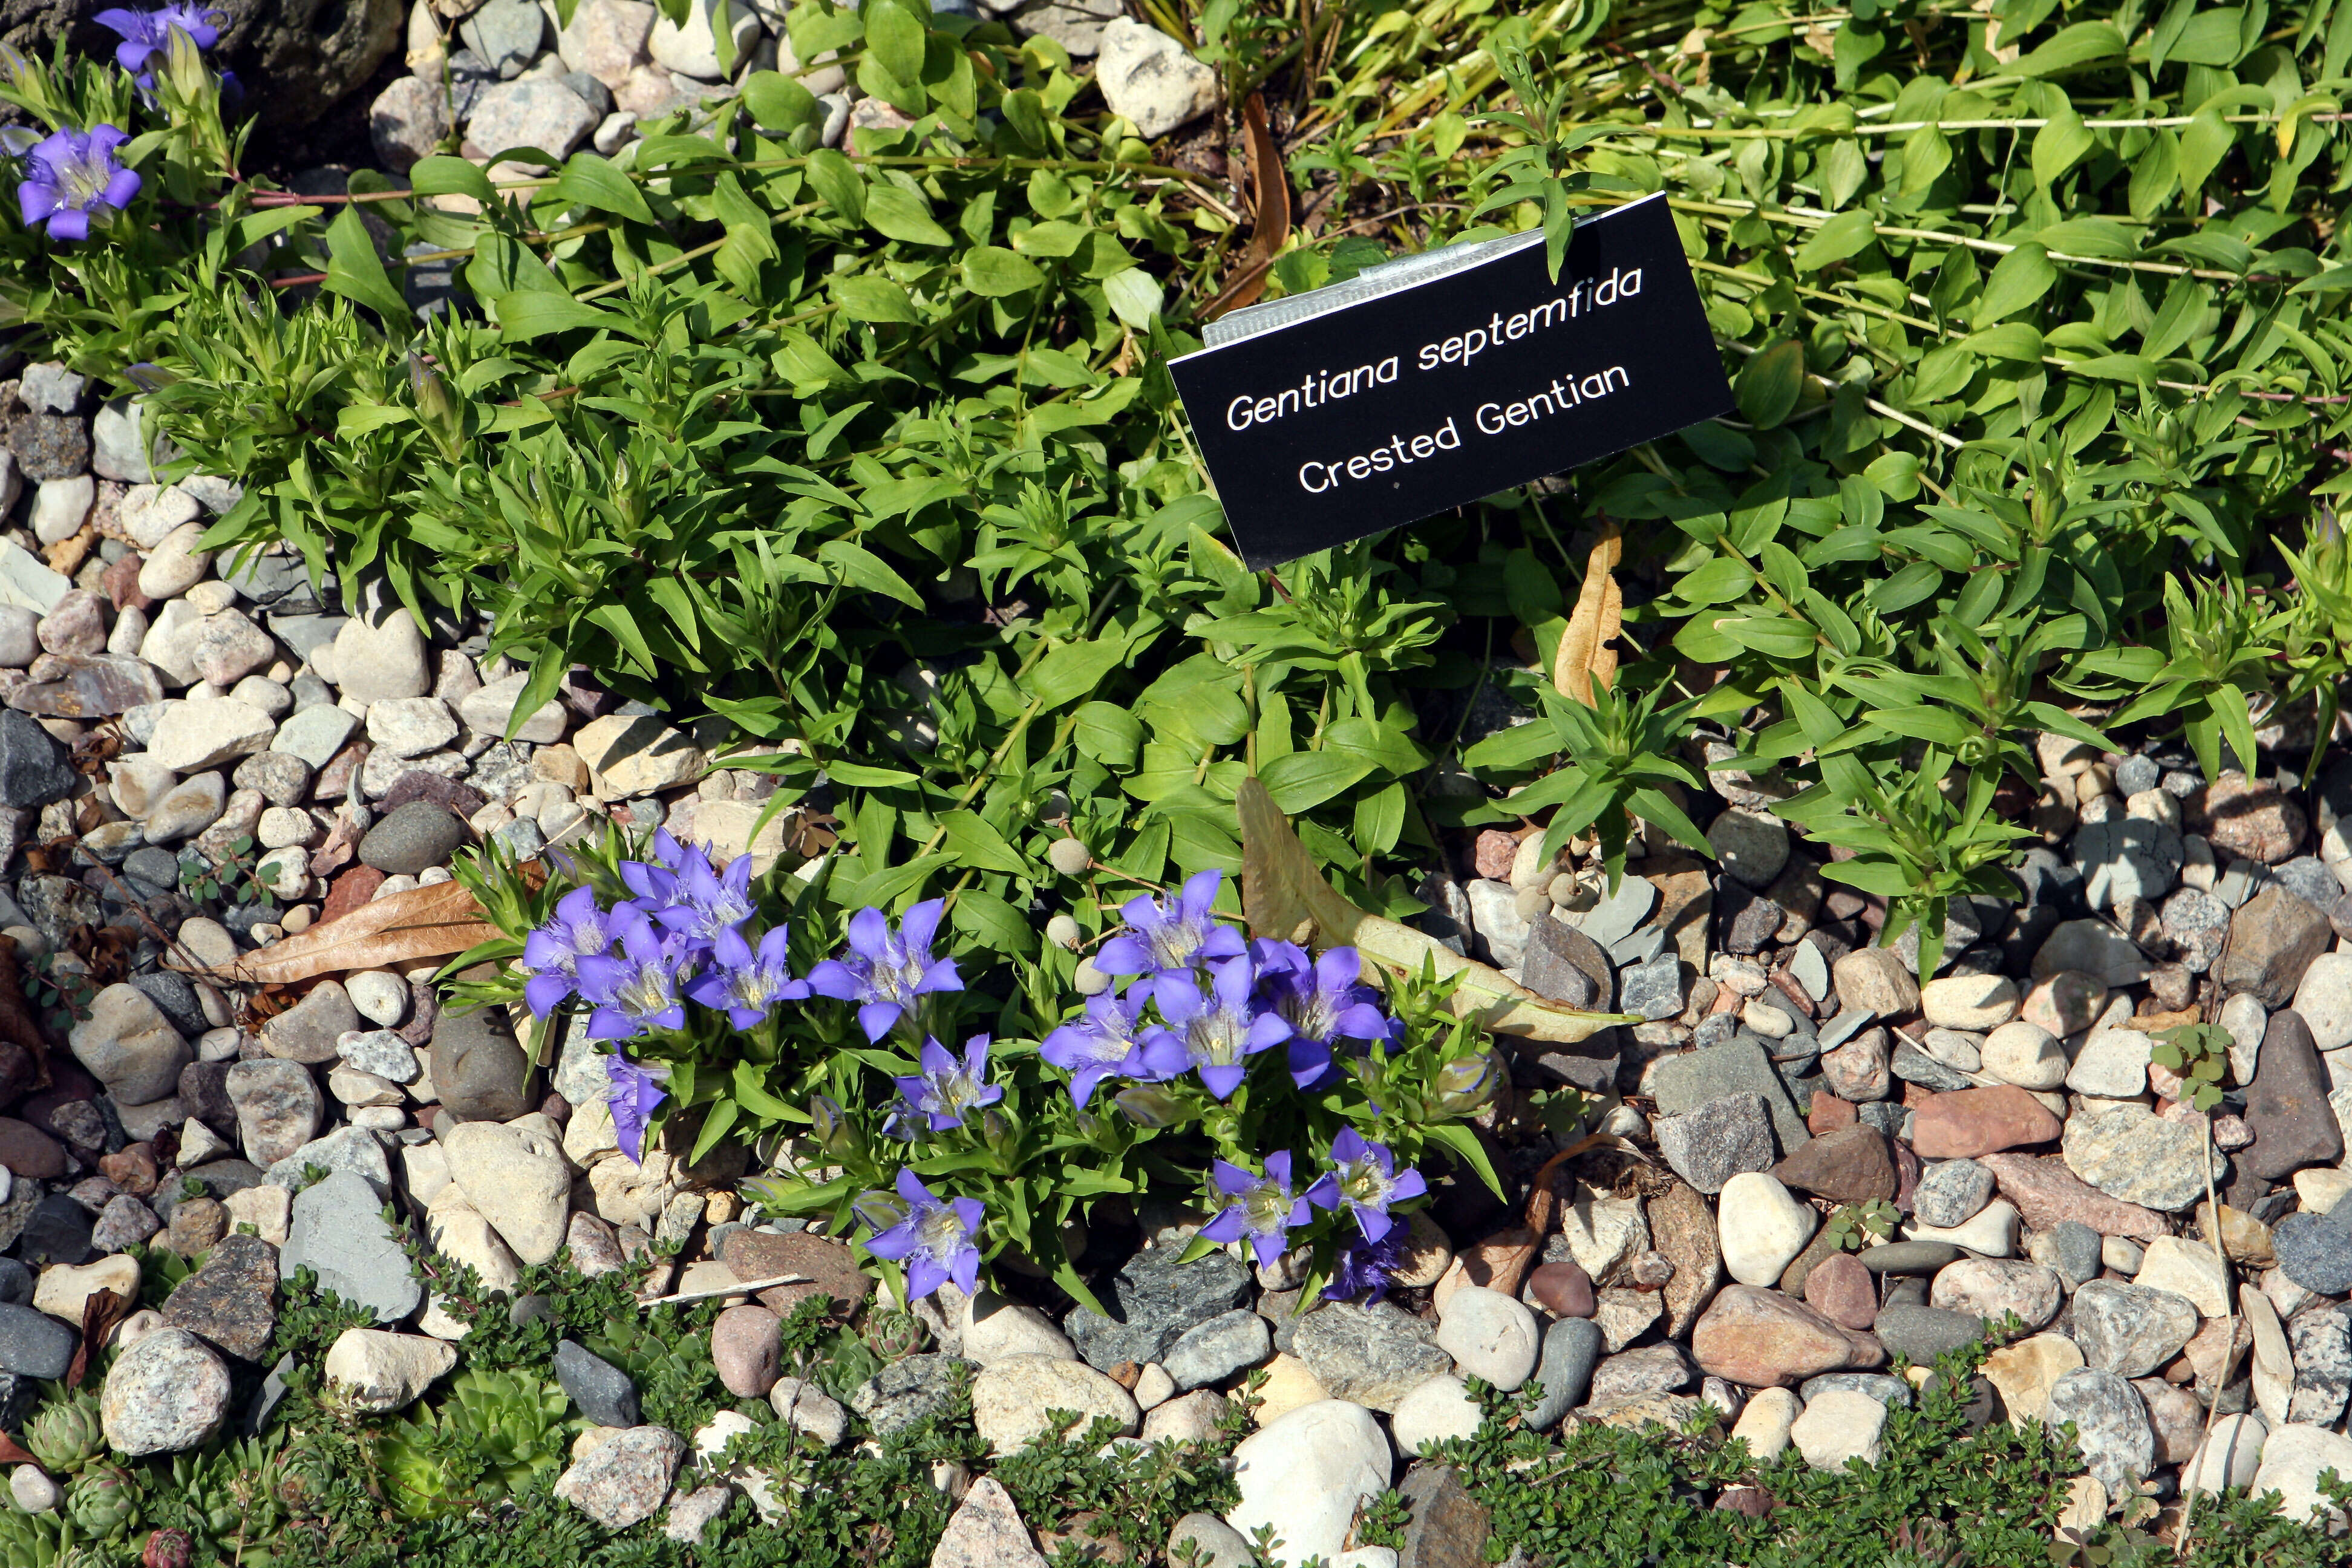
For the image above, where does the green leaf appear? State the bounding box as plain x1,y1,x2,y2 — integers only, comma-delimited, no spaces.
1715,615,1818,659
1102,268,1163,328
1422,1121,1507,1198
1793,209,1877,271
865,183,955,246
962,245,1047,296
2031,101,2095,188
817,539,924,607
322,207,413,333
832,274,921,324
1818,139,1867,209
1974,243,2057,325
742,68,822,134
1736,339,1806,429
493,290,636,342
936,810,1031,876
2011,20,2126,76
1257,750,1376,813
1961,321,2045,362
1024,638,1127,708
864,0,927,87
554,153,657,225
1074,701,1144,769
805,148,865,222
410,155,497,204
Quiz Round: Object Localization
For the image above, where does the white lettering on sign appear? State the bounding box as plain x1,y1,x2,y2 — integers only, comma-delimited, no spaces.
1226,355,1402,430
1414,266,1643,372
1473,366,1633,434
1297,418,1463,493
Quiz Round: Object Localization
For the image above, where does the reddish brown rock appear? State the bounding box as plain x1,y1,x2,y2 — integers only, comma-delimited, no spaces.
313,739,370,802
1472,829,1519,881
1806,1093,1857,1135
0,1116,67,1178
1649,1180,1724,1338
1909,1086,2063,1159
717,1229,874,1317
2195,773,2307,864
318,866,387,926
1691,1284,1886,1388
101,552,151,612
1804,1251,1877,1331
98,1142,158,1196
1771,1125,1895,1204
1525,1260,1596,1319
1441,1225,1540,1305
710,1304,782,1397
1976,1152,2166,1240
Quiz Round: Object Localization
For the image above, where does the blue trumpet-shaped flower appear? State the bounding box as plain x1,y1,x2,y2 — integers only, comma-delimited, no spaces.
1198,1152,1309,1270
1149,955,1290,1100
891,1034,1003,1133
1305,1128,1427,1243
683,922,809,1029
573,909,692,1040
604,1051,668,1165
1096,869,1246,978
806,899,961,1042
16,126,140,242
862,1169,984,1301
521,884,620,1018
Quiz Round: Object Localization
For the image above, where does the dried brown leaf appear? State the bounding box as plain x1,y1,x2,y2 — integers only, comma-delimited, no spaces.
1201,93,1290,321
195,877,503,985
68,1286,126,1389
1236,777,1621,1045
1553,528,1624,705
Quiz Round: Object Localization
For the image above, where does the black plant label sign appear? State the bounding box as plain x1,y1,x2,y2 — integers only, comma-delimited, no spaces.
1171,194,1734,570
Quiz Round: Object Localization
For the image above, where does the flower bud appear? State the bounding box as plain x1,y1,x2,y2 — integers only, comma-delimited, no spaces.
1044,913,1081,950
851,1189,909,1236
1046,837,1091,877
1073,958,1111,996
408,351,462,454
808,1094,854,1159
1432,1053,1500,1117
1112,1085,1184,1128
164,23,206,100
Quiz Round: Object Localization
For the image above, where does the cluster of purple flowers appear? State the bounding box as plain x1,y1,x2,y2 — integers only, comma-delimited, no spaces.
1198,1128,1428,1301
1050,869,1428,1301
11,5,230,241
1042,869,1397,1106
522,832,969,1169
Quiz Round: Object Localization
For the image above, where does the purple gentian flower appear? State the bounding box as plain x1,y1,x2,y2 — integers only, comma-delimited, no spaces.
1256,941,1393,1089
1305,1128,1428,1243
1323,1229,1407,1304
653,841,755,949
1096,869,1247,977
1040,985,1175,1107
521,885,619,1017
93,4,223,73
1148,955,1290,1100
862,1168,984,1300
683,923,809,1028
617,828,687,906
1198,1152,1309,1270
892,1034,1002,1132
805,899,961,1042
605,1051,668,1165
574,909,692,1040
16,126,140,243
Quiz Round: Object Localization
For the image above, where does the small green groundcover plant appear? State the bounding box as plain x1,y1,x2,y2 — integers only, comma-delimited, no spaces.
6,1260,2350,1566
